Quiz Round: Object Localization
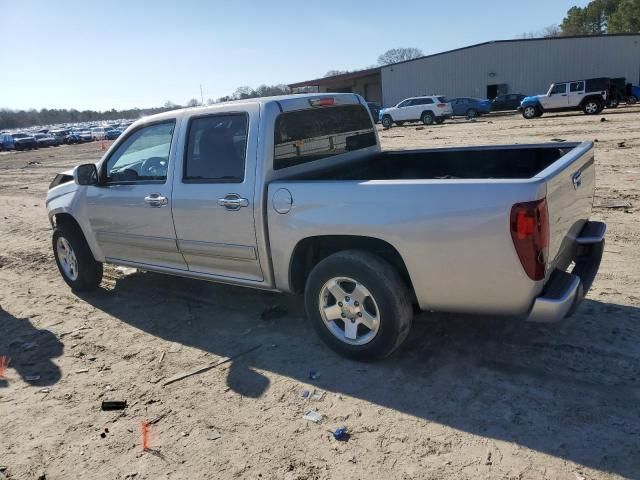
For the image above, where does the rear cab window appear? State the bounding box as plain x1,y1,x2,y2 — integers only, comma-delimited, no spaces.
274,104,375,170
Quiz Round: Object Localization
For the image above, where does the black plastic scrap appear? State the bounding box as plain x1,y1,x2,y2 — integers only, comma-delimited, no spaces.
101,400,127,411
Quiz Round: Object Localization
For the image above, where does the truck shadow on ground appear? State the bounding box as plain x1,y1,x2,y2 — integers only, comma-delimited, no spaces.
80,271,640,478
0,306,63,388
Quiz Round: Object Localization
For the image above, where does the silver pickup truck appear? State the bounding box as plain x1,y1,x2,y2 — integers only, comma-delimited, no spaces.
46,93,606,359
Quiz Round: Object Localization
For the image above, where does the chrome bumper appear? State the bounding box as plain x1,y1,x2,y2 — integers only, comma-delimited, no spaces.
527,221,606,323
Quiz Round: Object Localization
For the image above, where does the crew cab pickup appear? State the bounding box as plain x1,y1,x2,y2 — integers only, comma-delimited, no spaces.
519,78,610,119
46,93,605,360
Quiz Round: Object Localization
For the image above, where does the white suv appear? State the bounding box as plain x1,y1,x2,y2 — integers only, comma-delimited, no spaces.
380,96,453,127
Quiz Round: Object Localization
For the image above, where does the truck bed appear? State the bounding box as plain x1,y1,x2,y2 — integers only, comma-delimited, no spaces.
294,144,575,181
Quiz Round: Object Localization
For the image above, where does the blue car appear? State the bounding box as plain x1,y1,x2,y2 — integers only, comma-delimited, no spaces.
449,97,492,118
105,128,122,140
0,133,15,151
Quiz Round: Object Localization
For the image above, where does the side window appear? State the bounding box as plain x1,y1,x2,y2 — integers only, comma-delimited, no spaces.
423,98,434,104
105,121,175,183
570,81,584,92
550,83,567,95
184,114,248,183
397,100,410,108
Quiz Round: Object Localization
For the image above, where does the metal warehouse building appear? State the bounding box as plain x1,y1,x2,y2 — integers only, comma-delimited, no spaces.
290,34,640,107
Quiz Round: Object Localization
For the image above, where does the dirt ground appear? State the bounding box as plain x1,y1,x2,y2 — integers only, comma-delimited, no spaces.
1,107,639,480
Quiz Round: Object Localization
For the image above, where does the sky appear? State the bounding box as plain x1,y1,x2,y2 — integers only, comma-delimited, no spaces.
0,0,590,111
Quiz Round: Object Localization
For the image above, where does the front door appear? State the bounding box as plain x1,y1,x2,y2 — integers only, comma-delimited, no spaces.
394,99,412,121
545,83,569,109
171,108,263,282
85,119,187,270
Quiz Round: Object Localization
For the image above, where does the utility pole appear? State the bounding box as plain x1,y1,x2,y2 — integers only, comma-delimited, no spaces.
200,84,204,105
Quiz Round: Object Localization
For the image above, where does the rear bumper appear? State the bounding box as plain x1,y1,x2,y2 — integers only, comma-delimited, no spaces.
527,221,606,323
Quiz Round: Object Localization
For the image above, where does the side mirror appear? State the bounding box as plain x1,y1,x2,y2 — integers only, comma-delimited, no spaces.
73,164,98,186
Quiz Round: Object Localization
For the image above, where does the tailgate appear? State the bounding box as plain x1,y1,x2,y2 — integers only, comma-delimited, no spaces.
537,141,596,277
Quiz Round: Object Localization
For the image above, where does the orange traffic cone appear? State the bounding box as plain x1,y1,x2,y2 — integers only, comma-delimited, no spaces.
100,141,106,151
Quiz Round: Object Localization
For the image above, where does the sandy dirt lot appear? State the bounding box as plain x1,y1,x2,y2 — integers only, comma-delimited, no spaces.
1,107,639,480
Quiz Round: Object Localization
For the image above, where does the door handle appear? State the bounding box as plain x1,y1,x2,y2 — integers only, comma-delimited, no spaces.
218,193,249,211
144,193,168,207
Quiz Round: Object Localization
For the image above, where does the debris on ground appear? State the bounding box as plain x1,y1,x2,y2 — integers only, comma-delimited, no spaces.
301,389,310,399
75,368,89,374
260,304,288,321
617,141,629,148
551,138,567,142
101,400,127,411
148,410,171,425
163,344,262,386
332,427,350,441
303,411,323,423
207,429,222,441
594,201,632,209
415,126,425,131
310,390,326,402
600,117,607,122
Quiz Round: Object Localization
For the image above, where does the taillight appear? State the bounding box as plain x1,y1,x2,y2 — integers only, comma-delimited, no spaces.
510,198,549,281
437,103,447,108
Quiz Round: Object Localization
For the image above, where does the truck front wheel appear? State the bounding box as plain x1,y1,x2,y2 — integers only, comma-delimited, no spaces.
522,105,538,119
304,250,413,360
381,115,393,128
53,223,103,291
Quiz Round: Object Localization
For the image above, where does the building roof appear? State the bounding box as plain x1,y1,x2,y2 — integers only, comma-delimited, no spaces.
380,33,640,68
288,66,381,88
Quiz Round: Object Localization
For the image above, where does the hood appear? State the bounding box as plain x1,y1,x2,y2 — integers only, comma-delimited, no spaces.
522,95,542,103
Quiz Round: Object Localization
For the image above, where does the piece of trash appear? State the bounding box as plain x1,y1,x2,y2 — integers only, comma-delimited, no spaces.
207,429,222,441
260,304,288,321
148,409,171,425
39,388,50,394
332,427,350,441
415,126,425,131
617,141,628,148
301,389,310,399
163,344,262,386
594,201,632,209
551,138,566,142
158,351,166,364
25,375,41,381
0,356,10,378
59,326,92,338
115,266,137,275
574,473,586,480
308,371,320,380
303,411,323,423
75,368,89,374
600,117,607,122
101,400,127,411
100,432,106,439
310,390,326,402
141,421,150,451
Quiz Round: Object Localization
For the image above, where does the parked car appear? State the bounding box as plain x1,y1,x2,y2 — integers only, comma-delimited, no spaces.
519,78,609,119
491,94,527,112
0,133,15,151
46,93,605,360
91,127,110,141
72,129,93,142
34,133,61,147
104,128,122,140
380,96,453,127
449,97,491,118
366,102,381,123
606,78,627,108
12,133,38,150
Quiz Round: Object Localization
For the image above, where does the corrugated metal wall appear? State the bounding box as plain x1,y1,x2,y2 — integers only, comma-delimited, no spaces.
381,35,640,106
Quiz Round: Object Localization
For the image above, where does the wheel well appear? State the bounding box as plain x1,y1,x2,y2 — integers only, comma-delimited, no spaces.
421,110,434,118
53,213,82,233
289,235,415,298
581,95,603,106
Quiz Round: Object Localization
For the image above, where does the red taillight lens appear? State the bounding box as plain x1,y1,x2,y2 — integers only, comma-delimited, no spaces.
510,198,549,281
309,97,335,107
437,103,447,108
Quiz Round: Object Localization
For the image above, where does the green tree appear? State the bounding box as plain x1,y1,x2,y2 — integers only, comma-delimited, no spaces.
560,0,624,34
608,0,640,31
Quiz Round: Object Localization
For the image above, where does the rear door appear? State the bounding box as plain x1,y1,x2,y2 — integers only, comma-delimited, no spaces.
85,119,187,270
171,106,263,281
568,81,585,107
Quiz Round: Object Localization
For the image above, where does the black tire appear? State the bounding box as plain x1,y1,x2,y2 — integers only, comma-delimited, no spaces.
304,250,413,361
583,99,601,115
52,223,103,291
381,115,393,128
465,108,478,119
628,96,638,105
421,111,435,125
522,105,538,119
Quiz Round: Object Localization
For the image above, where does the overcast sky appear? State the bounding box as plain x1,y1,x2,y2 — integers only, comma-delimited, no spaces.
0,0,590,111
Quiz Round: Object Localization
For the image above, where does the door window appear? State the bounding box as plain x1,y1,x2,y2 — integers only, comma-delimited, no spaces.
184,114,248,183
397,100,411,108
570,81,584,92
104,121,175,183
550,84,567,95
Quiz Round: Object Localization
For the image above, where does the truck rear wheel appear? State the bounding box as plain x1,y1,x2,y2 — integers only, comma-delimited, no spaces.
583,100,601,115
304,250,413,360
53,223,103,291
